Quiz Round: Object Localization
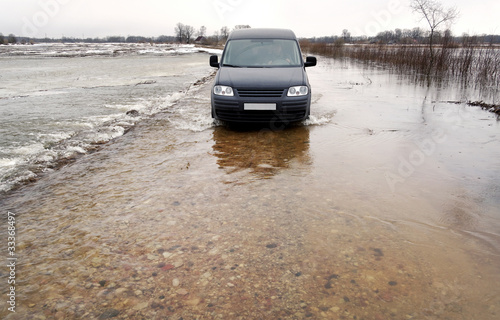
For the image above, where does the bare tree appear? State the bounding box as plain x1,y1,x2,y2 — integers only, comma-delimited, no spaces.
184,25,195,43
197,26,207,38
210,31,220,46
394,28,402,42
411,27,424,42
342,29,351,43
410,0,459,73
175,23,185,43
8,34,17,44
175,23,195,43
220,26,229,43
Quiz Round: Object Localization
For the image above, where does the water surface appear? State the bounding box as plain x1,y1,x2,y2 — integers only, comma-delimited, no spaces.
1,48,499,319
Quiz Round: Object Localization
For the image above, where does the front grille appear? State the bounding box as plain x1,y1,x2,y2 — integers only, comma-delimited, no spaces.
236,89,285,98
282,100,309,110
213,100,239,109
215,109,307,123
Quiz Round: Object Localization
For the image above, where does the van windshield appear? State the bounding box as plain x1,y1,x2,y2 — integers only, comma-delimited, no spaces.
221,39,302,68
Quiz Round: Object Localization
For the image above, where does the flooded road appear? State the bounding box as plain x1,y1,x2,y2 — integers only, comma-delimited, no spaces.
1,53,500,319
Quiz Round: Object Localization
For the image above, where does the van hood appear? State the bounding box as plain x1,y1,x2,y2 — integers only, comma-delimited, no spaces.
216,67,306,89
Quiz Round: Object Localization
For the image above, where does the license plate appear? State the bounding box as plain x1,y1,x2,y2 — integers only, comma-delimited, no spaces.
244,103,276,111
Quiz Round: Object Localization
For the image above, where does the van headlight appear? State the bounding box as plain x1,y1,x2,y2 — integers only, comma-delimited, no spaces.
213,85,234,96
287,86,308,96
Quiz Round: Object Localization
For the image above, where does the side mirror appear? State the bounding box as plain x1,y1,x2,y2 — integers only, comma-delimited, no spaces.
304,56,317,67
210,55,219,68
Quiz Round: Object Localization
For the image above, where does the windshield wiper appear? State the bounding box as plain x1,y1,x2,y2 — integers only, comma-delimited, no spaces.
222,64,242,68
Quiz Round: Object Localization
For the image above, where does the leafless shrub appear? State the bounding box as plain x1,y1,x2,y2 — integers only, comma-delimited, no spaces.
301,41,500,91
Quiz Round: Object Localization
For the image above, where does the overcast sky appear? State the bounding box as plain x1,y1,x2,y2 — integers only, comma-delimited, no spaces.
1,0,498,39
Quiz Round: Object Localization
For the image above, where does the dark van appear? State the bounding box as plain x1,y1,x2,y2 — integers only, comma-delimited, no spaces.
209,28,316,123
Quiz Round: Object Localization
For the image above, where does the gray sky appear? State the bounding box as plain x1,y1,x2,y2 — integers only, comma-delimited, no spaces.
2,0,498,39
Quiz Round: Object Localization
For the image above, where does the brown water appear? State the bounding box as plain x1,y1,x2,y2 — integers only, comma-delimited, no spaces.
1,56,500,319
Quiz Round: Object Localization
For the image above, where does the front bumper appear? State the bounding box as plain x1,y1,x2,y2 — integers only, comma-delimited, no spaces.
212,89,310,123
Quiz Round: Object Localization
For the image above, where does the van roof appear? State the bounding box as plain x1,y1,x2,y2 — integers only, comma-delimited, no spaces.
227,28,297,41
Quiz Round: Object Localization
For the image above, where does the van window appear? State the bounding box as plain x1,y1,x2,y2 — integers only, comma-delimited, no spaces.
221,39,302,68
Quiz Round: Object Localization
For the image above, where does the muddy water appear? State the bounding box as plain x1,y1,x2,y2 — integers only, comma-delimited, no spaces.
1,56,500,319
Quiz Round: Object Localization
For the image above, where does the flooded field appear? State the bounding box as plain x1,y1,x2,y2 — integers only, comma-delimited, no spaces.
1,49,499,319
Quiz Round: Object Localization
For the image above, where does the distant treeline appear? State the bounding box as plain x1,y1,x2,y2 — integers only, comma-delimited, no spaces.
0,34,177,45
2,27,500,45
305,28,500,45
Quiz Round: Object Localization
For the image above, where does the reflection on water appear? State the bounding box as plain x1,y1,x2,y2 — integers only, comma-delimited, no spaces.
212,125,311,178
